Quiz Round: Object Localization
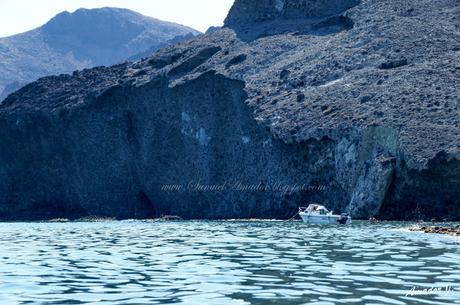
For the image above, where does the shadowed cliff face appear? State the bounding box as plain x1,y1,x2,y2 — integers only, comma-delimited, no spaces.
225,0,360,25
0,73,345,220
0,0,459,220
224,0,359,40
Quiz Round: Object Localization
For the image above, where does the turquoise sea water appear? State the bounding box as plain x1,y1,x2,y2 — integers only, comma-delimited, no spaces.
0,221,459,305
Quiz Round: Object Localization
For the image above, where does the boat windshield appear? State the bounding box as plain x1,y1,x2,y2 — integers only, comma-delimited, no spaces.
306,204,330,214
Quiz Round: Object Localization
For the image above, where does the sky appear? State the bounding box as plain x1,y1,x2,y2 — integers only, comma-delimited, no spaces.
0,0,235,37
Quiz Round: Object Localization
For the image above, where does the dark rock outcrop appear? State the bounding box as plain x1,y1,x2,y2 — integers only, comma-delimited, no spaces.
225,0,359,24
410,225,460,236
0,7,200,101
0,0,459,220
224,0,359,40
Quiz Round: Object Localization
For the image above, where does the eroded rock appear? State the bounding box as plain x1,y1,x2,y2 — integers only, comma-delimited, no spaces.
0,0,459,220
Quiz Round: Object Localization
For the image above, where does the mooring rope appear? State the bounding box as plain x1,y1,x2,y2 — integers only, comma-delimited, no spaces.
286,210,300,222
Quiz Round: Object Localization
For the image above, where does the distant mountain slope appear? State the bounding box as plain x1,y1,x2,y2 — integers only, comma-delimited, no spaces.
0,7,200,100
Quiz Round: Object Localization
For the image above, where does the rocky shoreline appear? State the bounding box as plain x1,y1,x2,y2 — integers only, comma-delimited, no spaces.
409,225,460,236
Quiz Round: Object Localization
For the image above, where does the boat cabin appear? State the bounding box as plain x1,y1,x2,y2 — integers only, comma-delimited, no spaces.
306,204,330,215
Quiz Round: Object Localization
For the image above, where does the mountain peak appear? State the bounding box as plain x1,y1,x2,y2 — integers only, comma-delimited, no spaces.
41,7,200,49
0,7,200,101
42,7,149,48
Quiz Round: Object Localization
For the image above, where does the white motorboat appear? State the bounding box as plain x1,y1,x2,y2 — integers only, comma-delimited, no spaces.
299,204,351,225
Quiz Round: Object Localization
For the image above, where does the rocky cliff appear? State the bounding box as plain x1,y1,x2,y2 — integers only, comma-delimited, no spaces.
0,0,459,220
0,7,200,101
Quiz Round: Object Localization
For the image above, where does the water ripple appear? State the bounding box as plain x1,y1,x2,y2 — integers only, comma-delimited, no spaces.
0,221,459,305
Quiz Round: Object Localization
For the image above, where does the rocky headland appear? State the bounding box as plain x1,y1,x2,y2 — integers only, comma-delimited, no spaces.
0,0,459,220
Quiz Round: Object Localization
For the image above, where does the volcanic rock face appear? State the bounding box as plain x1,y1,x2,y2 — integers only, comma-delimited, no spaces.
225,0,360,25
0,7,200,101
0,0,459,220
224,0,359,40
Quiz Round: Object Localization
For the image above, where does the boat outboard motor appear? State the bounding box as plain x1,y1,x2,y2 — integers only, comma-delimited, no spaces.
337,213,349,224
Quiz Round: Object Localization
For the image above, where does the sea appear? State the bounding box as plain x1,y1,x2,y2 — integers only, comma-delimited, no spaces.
0,220,459,305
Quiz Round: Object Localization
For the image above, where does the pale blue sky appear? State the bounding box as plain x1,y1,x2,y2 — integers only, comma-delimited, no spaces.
0,0,235,37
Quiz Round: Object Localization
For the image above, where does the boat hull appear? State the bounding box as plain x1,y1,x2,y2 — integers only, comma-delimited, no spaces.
299,213,351,225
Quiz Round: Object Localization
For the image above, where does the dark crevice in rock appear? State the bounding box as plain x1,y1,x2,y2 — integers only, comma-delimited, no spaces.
379,59,408,70
311,15,354,35
379,154,460,221
135,190,156,218
169,46,221,76
347,153,395,218
147,51,188,70
280,69,290,80
225,54,247,69
125,110,140,152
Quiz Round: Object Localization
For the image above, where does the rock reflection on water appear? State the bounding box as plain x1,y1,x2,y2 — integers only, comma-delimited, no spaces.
0,221,459,305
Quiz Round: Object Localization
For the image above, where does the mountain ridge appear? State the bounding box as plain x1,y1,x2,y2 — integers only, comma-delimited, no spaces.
0,7,200,101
